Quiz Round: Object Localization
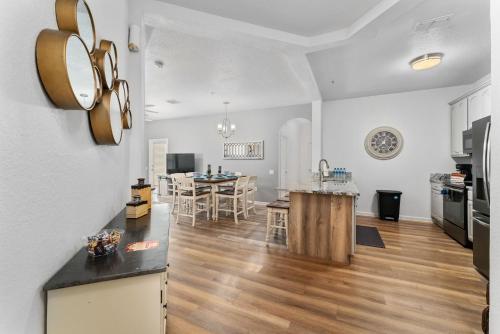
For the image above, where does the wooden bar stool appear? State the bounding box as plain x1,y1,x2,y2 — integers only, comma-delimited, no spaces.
266,201,290,247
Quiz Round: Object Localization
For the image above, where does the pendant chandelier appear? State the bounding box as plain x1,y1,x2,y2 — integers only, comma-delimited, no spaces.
217,101,236,139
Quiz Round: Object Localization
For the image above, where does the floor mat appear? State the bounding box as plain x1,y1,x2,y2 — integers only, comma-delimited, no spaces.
356,225,385,248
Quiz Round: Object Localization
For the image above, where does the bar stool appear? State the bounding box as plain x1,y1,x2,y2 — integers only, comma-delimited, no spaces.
266,201,290,247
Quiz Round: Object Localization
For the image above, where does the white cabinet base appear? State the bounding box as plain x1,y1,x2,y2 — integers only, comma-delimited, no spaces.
47,273,165,334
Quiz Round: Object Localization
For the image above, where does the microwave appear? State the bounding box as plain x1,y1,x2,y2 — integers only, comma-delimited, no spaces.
463,129,473,154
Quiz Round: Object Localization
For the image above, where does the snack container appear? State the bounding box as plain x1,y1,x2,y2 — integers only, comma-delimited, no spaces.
85,229,123,257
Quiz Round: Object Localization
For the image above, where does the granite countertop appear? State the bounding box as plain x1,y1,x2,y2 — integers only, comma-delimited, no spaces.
281,180,360,196
44,203,170,291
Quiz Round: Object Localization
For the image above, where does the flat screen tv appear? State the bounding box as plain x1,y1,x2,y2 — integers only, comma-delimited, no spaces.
166,153,195,174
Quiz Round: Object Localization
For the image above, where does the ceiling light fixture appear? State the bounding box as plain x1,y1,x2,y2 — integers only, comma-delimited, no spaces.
217,102,236,140
409,53,444,71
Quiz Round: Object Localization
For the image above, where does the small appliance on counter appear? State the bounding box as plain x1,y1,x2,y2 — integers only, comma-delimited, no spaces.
472,116,491,278
442,164,472,247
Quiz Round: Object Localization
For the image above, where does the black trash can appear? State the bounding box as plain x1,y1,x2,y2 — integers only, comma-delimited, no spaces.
376,190,402,222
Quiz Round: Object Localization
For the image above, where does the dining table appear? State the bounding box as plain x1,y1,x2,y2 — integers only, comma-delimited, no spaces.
191,175,239,220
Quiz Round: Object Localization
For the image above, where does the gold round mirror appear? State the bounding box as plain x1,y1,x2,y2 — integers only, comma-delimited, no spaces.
93,66,103,104
122,101,132,130
36,29,97,110
100,40,118,71
93,49,115,90
90,90,123,145
55,0,96,53
113,79,129,113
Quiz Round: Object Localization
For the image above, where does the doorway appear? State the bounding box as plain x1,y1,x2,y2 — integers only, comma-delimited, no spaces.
148,138,168,187
279,118,312,193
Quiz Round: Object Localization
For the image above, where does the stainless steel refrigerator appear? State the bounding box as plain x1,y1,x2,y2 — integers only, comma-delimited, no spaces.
472,115,491,278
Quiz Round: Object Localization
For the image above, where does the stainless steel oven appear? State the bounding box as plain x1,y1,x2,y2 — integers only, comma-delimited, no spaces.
443,185,468,246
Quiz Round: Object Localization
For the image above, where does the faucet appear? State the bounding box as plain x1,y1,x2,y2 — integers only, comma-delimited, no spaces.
318,159,330,183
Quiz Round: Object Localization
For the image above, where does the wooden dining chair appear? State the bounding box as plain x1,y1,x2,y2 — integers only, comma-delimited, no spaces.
175,177,211,227
215,176,249,224
246,176,258,215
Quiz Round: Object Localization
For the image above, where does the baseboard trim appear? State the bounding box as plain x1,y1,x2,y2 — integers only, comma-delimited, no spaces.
357,211,432,223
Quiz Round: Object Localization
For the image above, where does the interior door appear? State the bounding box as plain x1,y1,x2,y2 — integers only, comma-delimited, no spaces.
148,138,168,187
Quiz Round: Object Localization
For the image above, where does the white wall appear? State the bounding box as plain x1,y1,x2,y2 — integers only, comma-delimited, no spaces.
0,1,133,333
489,0,499,329
322,86,469,221
145,104,311,202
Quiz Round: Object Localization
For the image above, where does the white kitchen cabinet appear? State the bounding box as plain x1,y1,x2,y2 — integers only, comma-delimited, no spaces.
450,98,468,157
467,85,491,129
431,183,444,227
47,273,166,334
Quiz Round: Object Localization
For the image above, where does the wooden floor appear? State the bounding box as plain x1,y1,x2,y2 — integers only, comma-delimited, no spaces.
162,200,486,334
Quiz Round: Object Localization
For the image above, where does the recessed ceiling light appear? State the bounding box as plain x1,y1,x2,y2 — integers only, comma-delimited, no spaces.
145,118,153,122
154,60,164,69
145,104,156,108
409,53,444,71
166,99,181,104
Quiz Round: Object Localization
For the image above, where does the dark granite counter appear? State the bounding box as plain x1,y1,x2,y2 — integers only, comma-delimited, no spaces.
44,203,170,291
277,180,360,197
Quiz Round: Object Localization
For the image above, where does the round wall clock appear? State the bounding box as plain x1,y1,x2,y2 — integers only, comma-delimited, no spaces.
364,126,403,160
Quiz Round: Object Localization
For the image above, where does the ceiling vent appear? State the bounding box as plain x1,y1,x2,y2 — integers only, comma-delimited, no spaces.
414,14,454,34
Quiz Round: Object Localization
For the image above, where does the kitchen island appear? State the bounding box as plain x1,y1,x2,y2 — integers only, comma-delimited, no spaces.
44,203,171,334
288,181,359,265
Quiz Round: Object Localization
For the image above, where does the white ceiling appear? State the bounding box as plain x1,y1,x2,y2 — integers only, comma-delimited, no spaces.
144,0,491,120
308,0,491,100
156,0,383,36
145,28,313,120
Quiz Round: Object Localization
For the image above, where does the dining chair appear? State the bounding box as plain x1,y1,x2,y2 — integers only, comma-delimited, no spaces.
246,176,258,215
175,177,211,227
170,173,186,213
215,176,249,224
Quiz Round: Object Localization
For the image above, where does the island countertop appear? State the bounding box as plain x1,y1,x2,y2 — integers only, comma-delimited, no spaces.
280,180,360,196
44,203,170,291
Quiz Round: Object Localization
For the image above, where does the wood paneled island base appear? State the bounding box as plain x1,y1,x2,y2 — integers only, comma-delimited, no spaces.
288,191,356,265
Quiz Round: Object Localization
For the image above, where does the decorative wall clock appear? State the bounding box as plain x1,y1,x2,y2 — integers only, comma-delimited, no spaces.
364,127,403,160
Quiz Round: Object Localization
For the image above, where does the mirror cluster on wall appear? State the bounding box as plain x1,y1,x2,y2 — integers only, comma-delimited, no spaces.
35,0,132,146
